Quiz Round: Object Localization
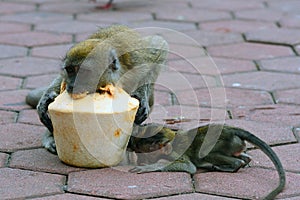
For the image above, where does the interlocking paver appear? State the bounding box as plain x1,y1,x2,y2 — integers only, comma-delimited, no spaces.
78,12,152,23
0,90,31,111
39,1,96,14
0,168,65,199
0,153,8,168
268,0,300,13
128,20,197,32
18,109,42,125
0,75,23,90
31,44,73,59
235,8,284,22
246,28,300,46
168,43,206,60
0,57,60,77
32,193,109,200
258,56,300,74
190,0,264,11
194,167,300,199
68,168,193,199
200,20,276,33
0,2,35,14
274,88,300,105
296,45,300,55
249,143,300,173
10,148,83,175
279,14,300,28
24,74,58,89
0,21,30,34
0,110,17,124
208,43,294,60
222,71,300,91
0,123,45,152
152,193,236,200
0,31,72,47
0,44,27,59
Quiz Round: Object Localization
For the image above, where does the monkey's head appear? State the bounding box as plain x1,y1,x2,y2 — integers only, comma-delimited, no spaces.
63,39,122,98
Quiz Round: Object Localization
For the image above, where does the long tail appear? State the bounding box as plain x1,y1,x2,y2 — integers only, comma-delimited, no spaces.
236,129,286,200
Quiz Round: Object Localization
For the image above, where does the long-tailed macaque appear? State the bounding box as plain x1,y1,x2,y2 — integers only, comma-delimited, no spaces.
128,124,285,200
26,25,168,153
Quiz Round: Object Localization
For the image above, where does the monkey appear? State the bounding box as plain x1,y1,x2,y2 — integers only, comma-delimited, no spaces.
128,123,285,200
26,25,168,154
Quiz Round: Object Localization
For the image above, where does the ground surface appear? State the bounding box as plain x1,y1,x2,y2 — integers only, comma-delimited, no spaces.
0,0,300,199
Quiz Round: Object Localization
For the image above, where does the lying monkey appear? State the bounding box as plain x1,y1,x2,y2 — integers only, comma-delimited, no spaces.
128,123,285,200
26,25,168,154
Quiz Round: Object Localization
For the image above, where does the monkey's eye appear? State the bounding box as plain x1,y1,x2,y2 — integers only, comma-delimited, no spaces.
65,66,79,74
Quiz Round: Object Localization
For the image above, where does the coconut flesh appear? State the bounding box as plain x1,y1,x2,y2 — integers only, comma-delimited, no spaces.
48,85,139,168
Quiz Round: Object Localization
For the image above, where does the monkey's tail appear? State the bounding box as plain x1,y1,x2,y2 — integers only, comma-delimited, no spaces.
236,129,286,200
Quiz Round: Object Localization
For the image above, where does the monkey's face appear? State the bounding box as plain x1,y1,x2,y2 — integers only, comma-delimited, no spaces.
62,40,122,98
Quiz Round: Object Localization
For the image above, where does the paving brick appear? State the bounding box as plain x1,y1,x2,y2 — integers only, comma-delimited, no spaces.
0,31,72,47
268,0,300,13
279,14,300,29
246,28,300,46
235,8,284,22
155,8,231,22
0,168,65,199
128,21,196,32
296,45,300,55
0,153,8,168
0,21,30,34
0,57,60,77
0,44,27,59
40,1,96,14
194,167,300,199
0,75,22,90
32,193,108,200
249,143,300,173
31,44,73,59
154,90,171,106
36,20,100,34
18,109,43,126
274,88,300,105
0,12,73,24
0,123,45,152
176,88,273,108
200,20,276,33
225,119,296,146
0,2,35,14
153,193,235,200
0,110,17,124
24,74,58,89
10,148,83,175
191,0,263,11
68,168,193,199
78,12,152,23
0,89,31,111
231,104,300,127
258,56,300,74
168,43,206,60
207,43,294,60
222,71,300,91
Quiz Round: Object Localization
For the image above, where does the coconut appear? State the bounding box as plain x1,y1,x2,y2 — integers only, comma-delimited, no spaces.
48,85,139,168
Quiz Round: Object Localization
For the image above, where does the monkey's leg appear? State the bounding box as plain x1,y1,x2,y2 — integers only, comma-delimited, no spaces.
42,130,56,154
26,86,47,108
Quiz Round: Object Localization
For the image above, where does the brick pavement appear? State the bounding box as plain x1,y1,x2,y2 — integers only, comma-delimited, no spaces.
0,0,300,199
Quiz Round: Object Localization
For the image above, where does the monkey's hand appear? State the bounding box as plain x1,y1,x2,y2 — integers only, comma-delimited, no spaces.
42,130,57,154
37,90,58,133
132,94,150,124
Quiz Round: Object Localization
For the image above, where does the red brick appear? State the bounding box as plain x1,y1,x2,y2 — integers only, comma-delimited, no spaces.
25,74,58,89
208,43,294,60
0,168,65,199
36,20,99,34
280,14,300,28
0,22,30,34
68,168,193,199
32,44,73,59
40,1,96,14
235,8,284,22
0,153,8,167
0,75,22,90
128,21,196,32
213,57,257,74
249,143,300,172
232,104,300,127
274,88,300,105
222,71,300,91
194,167,300,199
168,43,206,60
10,148,83,175
224,119,296,146
78,12,152,23
0,90,31,111
268,0,300,13
191,0,263,11
0,123,45,152
246,28,300,46
0,44,27,59
153,193,235,200
0,110,17,124
176,88,273,108
18,109,43,126
296,45,300,55
200,20,276,33
0,12,72,24
0,2,35,14
154,90,171,106
0,57,60,77
0,31,72,47
32,193,108,200
259,56,300,74
155,8,231,22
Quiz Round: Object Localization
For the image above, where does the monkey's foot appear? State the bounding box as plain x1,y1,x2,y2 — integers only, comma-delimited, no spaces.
42,131,57,154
